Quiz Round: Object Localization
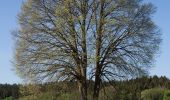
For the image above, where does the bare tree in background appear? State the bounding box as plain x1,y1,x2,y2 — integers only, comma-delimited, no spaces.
14,0,161,100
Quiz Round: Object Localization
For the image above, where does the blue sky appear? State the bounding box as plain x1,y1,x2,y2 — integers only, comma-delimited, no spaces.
0,0,23,83
0,0,170,84
146,0,170,77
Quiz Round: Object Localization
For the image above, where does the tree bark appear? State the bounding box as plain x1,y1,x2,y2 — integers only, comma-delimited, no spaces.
78,80,87,100
93,77,100,100
93,64,102,100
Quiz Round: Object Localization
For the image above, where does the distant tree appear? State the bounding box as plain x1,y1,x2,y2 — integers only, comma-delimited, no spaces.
0,84,19,99
14,0,160,100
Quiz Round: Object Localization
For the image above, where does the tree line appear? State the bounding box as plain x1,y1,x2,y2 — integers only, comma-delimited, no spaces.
112,75,170,99
0,84,19,99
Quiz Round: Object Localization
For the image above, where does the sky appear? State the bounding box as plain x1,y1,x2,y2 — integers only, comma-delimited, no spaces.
0,0,23,84
145,0,170,77
0,0,170,84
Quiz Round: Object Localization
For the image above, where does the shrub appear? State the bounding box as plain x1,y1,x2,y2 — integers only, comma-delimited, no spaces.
4,96,15,100
141,88,165,100
164,90,170,100
19,92,58,100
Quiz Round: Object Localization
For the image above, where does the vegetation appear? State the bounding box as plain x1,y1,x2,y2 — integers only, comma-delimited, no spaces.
141,88,165,100
141,89,170,100
0,84,19,100
13,0,161,100
163,90,170,100
0,76,170,100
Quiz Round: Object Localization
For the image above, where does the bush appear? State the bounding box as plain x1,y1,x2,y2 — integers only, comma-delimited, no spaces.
99,86,115,100
4,96,15,100
141,88,165,100
19,91,82,100
164,90,170,100
19,92,58,100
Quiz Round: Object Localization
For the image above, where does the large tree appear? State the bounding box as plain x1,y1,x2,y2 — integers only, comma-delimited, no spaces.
14,0,161,100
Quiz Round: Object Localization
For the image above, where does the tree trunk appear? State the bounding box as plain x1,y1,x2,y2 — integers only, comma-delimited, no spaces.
78,80,87,100
93,1,105,99
93,81,100,100
93,67,101,100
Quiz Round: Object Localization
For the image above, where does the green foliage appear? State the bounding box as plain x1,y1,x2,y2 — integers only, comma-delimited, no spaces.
3,96,15,100
163,90,170,100
141,88,165,100
110,76,170,100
